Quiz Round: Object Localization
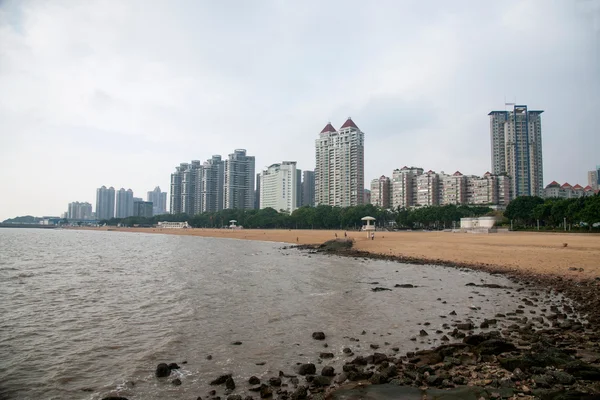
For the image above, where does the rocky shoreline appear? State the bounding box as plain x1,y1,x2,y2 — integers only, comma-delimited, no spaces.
102,239,600,400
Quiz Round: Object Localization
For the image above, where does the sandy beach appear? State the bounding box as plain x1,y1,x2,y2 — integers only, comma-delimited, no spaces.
78,227,600,279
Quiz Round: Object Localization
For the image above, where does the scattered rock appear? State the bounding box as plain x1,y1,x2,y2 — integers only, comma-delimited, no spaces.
394,284,415,288
249,376,260,385
172,378,182,386
321,366,335,376
210,374,232,385
231,341,243,345
268,377,281,387
371,287,392,292
225,377,236,391
419,329,428,336
319,352,334,359
298,363,316,375
312,332,326,340
155,363,171,378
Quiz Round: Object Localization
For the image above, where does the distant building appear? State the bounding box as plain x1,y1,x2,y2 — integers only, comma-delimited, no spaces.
391,167,423,209
170,161,202,215
96,186,115,220
588,166,600,191
363,189,371,204
543,181,597,199
147,186,167,215
296,169,302,210
386,167,512,207
259,161,298,213
301,170,315,206
416,170,439,206
199,155,225,213
224,149,256,210
439,172,467,205
370,176,391,208
158,221,189,229
255,173,261,210
315,119,365,207
116,188,134,218
489,105,544,197
67,201,93,220
133,201,153,218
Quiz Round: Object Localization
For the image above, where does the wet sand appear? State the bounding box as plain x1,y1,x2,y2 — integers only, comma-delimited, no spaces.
77,227,600,279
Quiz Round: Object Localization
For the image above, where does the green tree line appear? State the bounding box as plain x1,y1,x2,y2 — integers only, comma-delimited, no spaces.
99,203,494,230
504,194,600,231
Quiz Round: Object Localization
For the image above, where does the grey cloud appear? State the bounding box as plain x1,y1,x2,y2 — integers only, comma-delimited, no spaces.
0,0,598,220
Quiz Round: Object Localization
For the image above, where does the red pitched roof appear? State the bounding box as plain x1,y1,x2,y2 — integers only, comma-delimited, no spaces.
453,171,462,176
573,184,583,189
561,182,572,188
340,118,359,130
484,171,491,176
584,185,593,191
320,123,336,133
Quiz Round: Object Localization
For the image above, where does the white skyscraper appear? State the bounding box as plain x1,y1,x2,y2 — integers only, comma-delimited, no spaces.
489,105,544,197
115,188,134,218
315,118,364,207
224,149,255,210
259,161,298,213
95,186,115,220
147,186,167,215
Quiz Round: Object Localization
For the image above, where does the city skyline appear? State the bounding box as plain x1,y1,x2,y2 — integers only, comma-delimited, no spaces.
1,1,599,220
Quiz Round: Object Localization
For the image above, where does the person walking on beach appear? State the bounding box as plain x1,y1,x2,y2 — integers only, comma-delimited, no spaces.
344,231,347,238
335,233,338,238
370,232,375,240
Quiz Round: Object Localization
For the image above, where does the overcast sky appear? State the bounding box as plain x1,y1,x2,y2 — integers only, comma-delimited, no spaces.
1,0,599,220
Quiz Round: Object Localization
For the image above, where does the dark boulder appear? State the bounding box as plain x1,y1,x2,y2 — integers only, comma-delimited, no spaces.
319,352,334,359
371,287,392,292
172,378,182,386
298,363,316,375
210,374,232,385
350,356,368,365
102,397,129,400
290,385,307,400
321,366,335,376
476,339,516,355
155,363,171,378
227,396,243,400
225,377,236,391
268,377,281,387
394,284,415,288
311,375,331,387
456,323,473,331
249,376,260,385
259,384,272,398
168,363,180,370
369,373,386,385
231,341,243,345
312,332,326,340
564,361,600,381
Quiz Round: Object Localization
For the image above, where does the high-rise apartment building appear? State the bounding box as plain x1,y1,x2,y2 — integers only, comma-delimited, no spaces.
370,176,391,208
315,118,365,207
224,149,256,210
115,188,134,218
95,186,115,220
255,173,261,210
416,171,439,206
147,186,167,215
301,170,315,207
386,167,512,208
170,161,202,215
438,172,467,205
198,155,225,213
489,105,544,197
391,167,423,209
133,201,153,218
67,201,93,220
259,161,298,213
588,165,600,191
